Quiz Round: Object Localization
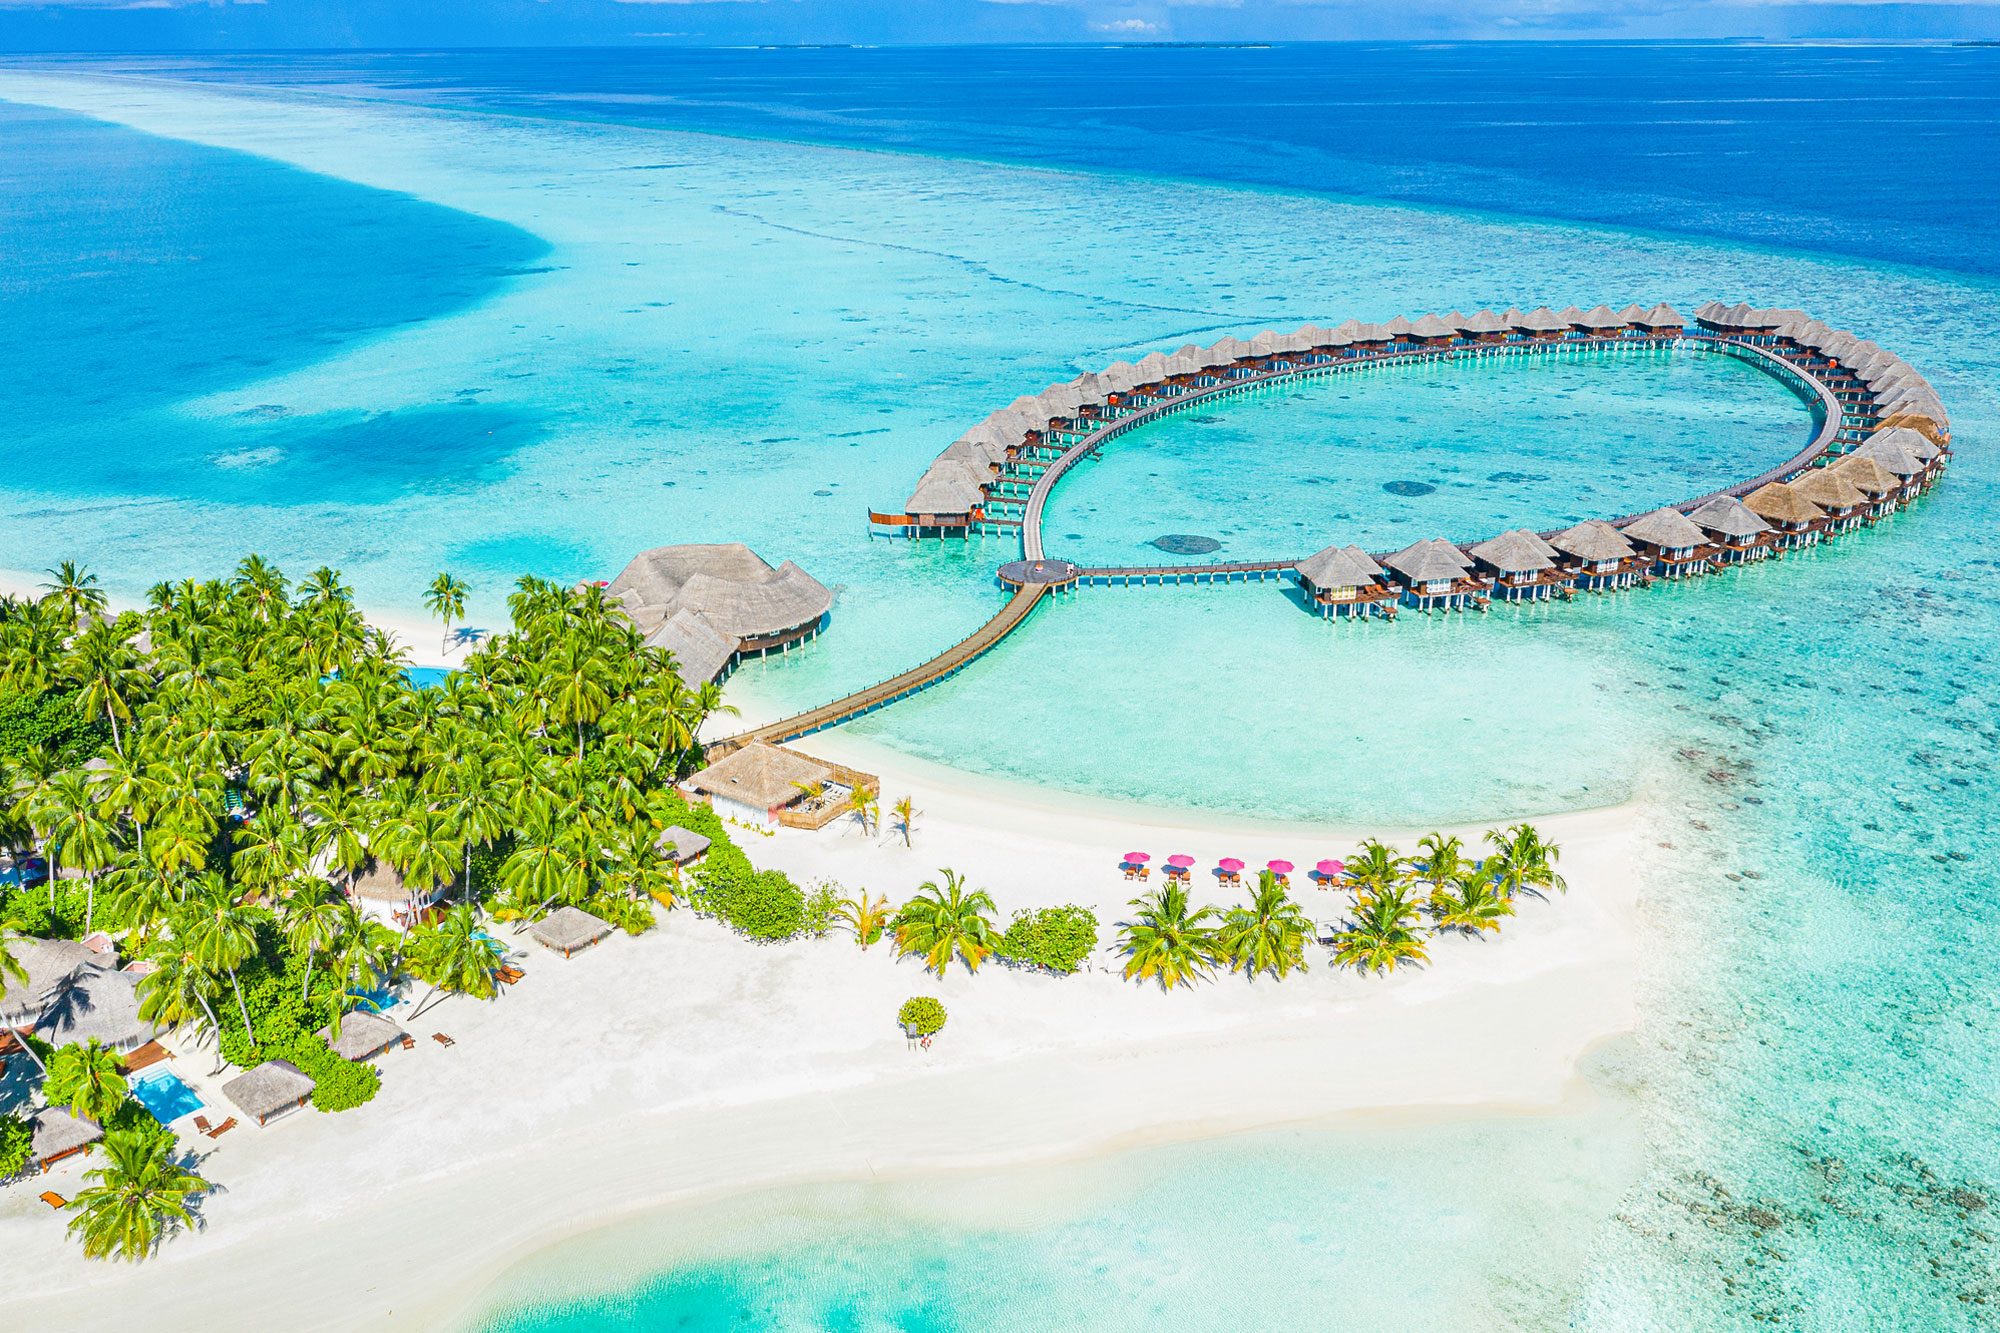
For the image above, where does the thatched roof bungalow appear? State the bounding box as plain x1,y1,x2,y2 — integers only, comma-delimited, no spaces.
223,1059,316,1126
30,1107,102,1169
606,544,832,685
1687,495,1773,561
320,1009,406,1063
0,936,114,1027
1744,482,1827,547
1549,519,1640,588
1294,545,1390,617
30,966,158,1054
529,906,613,959
655,824,711,865
685,741,839,830
1382,540,1482,609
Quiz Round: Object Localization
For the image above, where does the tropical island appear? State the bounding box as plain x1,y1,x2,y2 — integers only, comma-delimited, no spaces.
0,554,1576,1274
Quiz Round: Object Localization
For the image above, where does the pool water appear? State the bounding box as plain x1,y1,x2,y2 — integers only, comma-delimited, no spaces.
347,984,401,1013
405,666,451,689
130,1070,203,1126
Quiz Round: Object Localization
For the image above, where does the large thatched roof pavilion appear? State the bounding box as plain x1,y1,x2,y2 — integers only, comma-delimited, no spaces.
606,543,832,685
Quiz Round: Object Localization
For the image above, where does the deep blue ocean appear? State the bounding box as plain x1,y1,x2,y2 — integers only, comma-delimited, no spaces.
2,43,1997,1332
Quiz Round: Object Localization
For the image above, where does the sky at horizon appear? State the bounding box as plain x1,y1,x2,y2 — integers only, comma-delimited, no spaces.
1,0,1999,53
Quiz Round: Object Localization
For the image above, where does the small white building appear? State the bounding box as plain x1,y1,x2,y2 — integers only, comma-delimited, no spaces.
683,743,845,831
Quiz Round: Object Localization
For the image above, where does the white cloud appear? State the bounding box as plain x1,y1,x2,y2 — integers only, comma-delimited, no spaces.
1092,17,1163,31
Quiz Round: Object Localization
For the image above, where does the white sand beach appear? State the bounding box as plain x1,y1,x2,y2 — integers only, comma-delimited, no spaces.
0,713,1650,1330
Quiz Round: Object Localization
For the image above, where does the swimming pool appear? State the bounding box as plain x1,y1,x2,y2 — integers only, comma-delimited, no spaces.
346,982,402,1012
405,666,451,690
130,1070,203,1126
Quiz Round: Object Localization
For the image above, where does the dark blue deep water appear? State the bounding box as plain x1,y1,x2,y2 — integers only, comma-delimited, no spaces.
24,43,2000,278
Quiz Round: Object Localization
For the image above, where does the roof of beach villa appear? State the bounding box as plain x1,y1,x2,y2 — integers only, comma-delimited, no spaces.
1469,529,1559,573
223,1059,316,1121
686,741,835,812
1549,519,1638,562
1619,506,1710,549
1295,544,1385,589
530,906,613,956
1687,495,1773,539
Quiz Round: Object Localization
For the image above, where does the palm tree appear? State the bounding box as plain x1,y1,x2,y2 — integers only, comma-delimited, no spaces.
891,796,918,848
0,923,48,1073
28,769,116,927
279,883,354,1003
891,869,997,974
230,554,290,625
1333,887,1431,974
835,890,891,949
846,786,879,837
41,560,107,631
44,1038,129,1124
135,951,224,1064
372,801,462,918
1118,883,1222,989
1487,823,1566,897
424,572,469,655
64,1128,210,1261
1414,832,1470,893
405,904,503,1021
178,877,268,1043
67,618,148,757
438,761,506,903
544,639,612,763
1345,837,1410,902
1429,865,1515,936
303,789,370,896
1218,871,1311,980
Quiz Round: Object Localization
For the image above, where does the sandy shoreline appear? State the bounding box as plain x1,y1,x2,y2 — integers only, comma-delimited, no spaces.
0,703,1650,1329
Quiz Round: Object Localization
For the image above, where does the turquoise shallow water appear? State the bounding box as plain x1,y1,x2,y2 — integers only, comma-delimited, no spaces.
1,52,1996,1331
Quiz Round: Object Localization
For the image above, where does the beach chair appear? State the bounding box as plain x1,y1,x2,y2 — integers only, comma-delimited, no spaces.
432,1033,455,1048
193,1115,212,1135
205,1118,237,1138
39,1192,65,1210
1122,866,1136,880
496,965,524,985
399,1035,416,1051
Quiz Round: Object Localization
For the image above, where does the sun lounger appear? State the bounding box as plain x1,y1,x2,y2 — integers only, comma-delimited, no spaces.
205,1117,237,1138
39,1192,65,1209
400,1035,416,1051
432,1033,455,1048
496,965,524,985
193,1115,212,1134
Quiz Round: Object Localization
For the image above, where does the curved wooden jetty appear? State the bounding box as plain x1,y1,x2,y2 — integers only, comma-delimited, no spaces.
719,304,1946,751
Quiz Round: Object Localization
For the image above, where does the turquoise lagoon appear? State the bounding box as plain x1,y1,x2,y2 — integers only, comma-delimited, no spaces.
0,52,1996,1330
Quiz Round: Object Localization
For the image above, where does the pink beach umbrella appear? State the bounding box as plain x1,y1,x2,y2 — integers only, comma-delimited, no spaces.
1166,854,1196,869
1316,859,1345,878
1267,860,1294,875
1124,852,1151,864
1217,858,1245,873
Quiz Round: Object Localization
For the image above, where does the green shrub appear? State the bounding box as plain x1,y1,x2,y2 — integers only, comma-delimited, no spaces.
284,1034,381,1113
897,997,947,1037
697,845,804,941
996,905,1099,975
0,1112,31,1178
801,882,842,939
0,879,135,942
103,1099,174,1151
0,688,108,768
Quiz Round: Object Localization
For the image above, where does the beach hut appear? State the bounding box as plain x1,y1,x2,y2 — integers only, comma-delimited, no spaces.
1686,495,1774,563
0,937,114,1029
1382,539,1483,611
1549,519,1641,589
222,1060,316,1127
684,741,840,830
29,1108,102,1171
319,1010,407,1063
655,825,711,867
529,906,613,959
1793,467,1870,532
1744,482,1827,548
1619,507,1714,579
1832,455,1903,518
348,858,447,932
1293,544,1393,618
1468,529,1566,600
1457,309,1508,343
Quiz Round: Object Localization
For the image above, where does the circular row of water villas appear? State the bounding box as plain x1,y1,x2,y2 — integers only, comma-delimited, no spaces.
869,298,1950,540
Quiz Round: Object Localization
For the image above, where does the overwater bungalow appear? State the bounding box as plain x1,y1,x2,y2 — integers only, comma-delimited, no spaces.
1620,506,1715,579
1458,309,1509,343
1617,302,1647,332
1686,495,1774,563
1515,307,1565,341
607,543,834,680
1832,455,1903,519
1793,467,1870,533
1468,529,1568,600
1549,519,1642,590
1553,305,1588,338
1294,544,1395,618
1576,304,1623,336
1638,302,1684,336
1744,482,1827,548
1408,313,1456,348
1382,539,1486,611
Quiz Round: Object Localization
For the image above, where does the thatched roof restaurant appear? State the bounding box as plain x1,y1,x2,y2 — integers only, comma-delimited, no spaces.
606,544,832,685
685,741,839,830
320,1009,406,1063
529,906,613,959
223,1059,316,1126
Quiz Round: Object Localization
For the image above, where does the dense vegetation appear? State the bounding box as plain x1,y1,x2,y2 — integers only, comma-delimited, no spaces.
897,996,947,1037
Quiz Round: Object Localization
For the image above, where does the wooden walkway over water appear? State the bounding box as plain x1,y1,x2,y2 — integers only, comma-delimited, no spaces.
718,326,1913,753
